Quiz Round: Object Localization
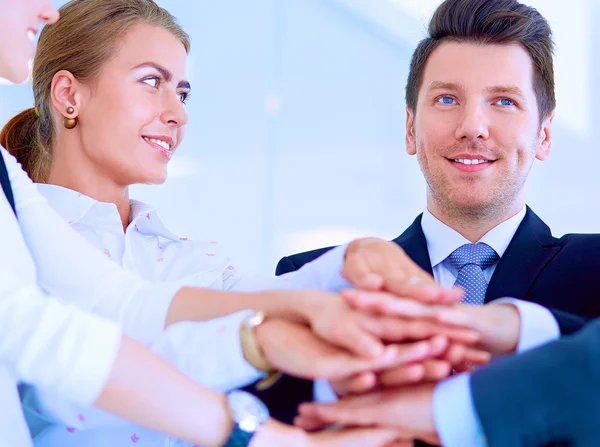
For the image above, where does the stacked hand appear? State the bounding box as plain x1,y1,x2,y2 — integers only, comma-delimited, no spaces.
247,237,522,446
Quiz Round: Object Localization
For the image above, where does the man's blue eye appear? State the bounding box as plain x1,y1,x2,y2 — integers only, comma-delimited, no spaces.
498,98,515,106
438,96,455,105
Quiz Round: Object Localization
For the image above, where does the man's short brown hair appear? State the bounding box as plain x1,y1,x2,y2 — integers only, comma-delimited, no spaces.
405,0,555,121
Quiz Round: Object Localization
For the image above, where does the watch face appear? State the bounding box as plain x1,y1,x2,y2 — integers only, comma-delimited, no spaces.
228,391,269,432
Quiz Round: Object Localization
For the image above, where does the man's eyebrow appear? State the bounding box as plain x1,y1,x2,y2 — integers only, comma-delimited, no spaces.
426,81,467,94
484,85,526,99
133,61,191,89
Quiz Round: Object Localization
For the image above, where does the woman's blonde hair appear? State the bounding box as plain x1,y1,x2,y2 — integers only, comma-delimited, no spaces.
0,0,190,182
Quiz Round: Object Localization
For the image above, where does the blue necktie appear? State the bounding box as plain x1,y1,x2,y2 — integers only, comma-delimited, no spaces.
448,243,499,305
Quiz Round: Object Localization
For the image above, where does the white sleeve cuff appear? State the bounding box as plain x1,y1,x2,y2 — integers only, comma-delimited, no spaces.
284,244,352,292
433,373,488,447
491,298,560,353
151,310,264,392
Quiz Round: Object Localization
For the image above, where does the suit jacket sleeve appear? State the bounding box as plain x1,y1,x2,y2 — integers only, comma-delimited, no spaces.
275,256,297,276
472,318,600,446
549,307,590,335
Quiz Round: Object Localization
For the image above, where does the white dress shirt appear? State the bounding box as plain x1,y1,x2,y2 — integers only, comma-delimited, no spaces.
0,146,195,447
422,209,561,446
24,184,349,446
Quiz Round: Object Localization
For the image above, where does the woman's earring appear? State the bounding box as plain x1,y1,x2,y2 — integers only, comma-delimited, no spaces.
63,106,78,129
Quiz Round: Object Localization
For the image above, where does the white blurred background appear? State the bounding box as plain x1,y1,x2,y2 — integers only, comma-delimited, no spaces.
0,0,598,275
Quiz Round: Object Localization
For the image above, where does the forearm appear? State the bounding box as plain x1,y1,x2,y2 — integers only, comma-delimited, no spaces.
97,335,305,447
165,288,309,328
95,335,233,447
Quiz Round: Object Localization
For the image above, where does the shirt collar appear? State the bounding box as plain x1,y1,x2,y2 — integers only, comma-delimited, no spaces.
36,184,181,241
36,183,98,224
421,206,527,269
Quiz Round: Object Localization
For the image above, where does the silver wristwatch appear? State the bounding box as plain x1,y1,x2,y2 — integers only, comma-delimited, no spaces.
223,390,270,447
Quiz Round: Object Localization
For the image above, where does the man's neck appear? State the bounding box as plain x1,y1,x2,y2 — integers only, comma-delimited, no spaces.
426,198,525,243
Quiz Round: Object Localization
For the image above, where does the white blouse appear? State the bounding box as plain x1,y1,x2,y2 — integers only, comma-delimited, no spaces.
0,147,185,447
25,183,348,445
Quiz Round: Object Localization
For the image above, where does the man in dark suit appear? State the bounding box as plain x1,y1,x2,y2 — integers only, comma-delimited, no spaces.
275,0,600,436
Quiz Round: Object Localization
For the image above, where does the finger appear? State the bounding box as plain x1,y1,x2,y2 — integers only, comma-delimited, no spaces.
331,371,377,396
461,347,492,366
311,427,411,447
342,290,438,319
428,335,449,357
383,441,414,447
422,359,452,381
372,318,479,345
330,319,386,358
333,341,433,380
441,343,465,365
293,414,328,432
298,399,377,428
441,344,491,367
356,273,385,291
435,307,471,326
343,255,384,290
384,278,461,304
377,363,426,387
436,325,481,344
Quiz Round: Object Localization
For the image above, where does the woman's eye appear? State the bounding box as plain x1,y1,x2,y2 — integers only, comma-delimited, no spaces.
496,98,515,106
143,77,160,88
179,92,190,104
437,96,456,105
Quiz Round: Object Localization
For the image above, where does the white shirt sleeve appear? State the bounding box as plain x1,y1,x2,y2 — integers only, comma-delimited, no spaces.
433,373,488,447
0,285,122,408
227,244,351,292
491,298,560,353
151,311,264,392
3,148,180,345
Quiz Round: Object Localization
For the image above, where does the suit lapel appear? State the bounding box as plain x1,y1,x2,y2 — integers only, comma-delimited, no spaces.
485,207,561,302
392,214,434,276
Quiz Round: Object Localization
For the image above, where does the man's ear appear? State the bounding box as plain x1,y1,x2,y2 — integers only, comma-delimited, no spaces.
536,110,554,161
406,107,416,156
50,70,83,119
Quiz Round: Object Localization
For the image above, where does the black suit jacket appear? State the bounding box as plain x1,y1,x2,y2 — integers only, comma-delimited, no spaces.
266,208,600,423
0,150,16,215
472,316,600,446
278,207,600,334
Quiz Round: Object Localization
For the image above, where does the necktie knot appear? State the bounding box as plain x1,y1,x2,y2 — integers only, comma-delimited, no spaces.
448,243,499,272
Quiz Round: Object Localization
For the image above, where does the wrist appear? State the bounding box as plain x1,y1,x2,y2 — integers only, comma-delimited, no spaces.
258,290,310,324
249,419,308,447
241,313,283,390
491,303,520,354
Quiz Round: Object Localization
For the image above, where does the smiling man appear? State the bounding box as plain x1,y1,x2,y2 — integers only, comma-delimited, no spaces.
278,0,600,440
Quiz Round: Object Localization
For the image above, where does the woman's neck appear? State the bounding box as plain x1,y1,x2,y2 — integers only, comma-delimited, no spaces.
47,148,131,232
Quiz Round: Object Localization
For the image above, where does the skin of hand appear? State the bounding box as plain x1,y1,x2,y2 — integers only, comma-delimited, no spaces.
325,343,490,397
326,289,490,395
435,302,521,355
254,319,451,382
295,383,441,446
250,419,412,447
287,288,471,361
343,237,463,304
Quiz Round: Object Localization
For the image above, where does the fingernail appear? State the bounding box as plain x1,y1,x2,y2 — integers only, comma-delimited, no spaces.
408,276,423,284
